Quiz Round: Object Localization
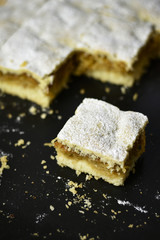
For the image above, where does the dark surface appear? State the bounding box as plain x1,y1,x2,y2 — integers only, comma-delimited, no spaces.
0,60,160,240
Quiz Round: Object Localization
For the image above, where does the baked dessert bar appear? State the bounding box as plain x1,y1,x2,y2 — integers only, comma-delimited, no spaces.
0,0,159,107
53,98,148,186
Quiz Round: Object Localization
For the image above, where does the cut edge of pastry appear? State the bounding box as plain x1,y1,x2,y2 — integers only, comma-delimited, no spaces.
0,53,75,107
74,31,160,86
53,130,146,186
0,31,159,107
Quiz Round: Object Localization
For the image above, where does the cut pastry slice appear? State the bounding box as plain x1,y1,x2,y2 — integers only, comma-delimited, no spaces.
53,98,148,186
0,0,160,106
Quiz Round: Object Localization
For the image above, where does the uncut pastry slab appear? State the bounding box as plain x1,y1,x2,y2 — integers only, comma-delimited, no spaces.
54,98,148,186
0,0,159,107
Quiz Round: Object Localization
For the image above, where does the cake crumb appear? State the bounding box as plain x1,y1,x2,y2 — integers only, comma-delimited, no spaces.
41,113,47,119
50,155,55,160
41,160,46,165
15,139,24,147
50,205,54,211
128,224,134,228
105,87,110,93
32,233,39,237
22,141,31,149
7,113,12,119
48,109,54,115
57,115,62,120
29,106,38,115
44,142,53,147
133,93,138,101
0,156,10,175
121,86,127,94
80,88,85,95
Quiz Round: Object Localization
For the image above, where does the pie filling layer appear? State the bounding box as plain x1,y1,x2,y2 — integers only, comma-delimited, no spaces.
54,131,145,186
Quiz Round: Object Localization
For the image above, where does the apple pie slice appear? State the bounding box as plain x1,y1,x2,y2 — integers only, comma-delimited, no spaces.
53,98,148,186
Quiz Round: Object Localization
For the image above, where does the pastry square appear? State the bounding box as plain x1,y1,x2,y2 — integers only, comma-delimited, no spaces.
54,98,148,186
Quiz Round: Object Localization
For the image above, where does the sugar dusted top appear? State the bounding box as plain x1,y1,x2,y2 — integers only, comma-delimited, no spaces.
57,98,148,163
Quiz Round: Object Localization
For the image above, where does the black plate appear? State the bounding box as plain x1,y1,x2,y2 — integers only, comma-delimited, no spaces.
0,60,160,240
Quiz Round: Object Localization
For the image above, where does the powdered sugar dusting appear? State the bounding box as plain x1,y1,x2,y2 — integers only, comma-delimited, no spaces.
117,199,148,213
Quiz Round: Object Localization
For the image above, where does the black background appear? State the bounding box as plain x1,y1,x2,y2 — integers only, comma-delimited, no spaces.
0,59,160,240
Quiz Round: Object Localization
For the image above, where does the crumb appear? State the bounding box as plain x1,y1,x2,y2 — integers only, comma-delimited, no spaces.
7,113,12,119
93,210,98,214
46,171,49,174
133,93,138,101
32,233,39,237
19,112,26,117
41,160,46,164
102,193,107,199
55,110,59,114
41,113,47,119
128,224,134,228
79,210,85,214
111,209,117,215
57,115,62,120
48,109,54,115
15,139,24,147
44,142,53,147
0,102,5,110
22,141,31,149
29,106,38,115
50,155,55,160
50,205,54,211
0,156,10,175
68,201,72,206
43,165,47,169
121,86,127,94
105,87,110,93
69,187,77,195
80,88,85,95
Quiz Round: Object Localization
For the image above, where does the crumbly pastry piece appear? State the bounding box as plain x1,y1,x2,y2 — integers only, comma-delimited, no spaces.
53,98,148,186
0,0,159,106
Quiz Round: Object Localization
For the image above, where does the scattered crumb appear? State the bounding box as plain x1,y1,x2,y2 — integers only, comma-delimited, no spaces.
80,88,85,95
43,165,47,169
105,87,110,93
22,141,31,149
57,115,62,120
29,106,38,115
121,86,127,94
0,102,5,110
50,155,55,160
133,93,138,101
48,109,54,115
41,160,46,165
15,139,24,147
40,113,47,119
19,112,26,117
102,193,107,199
7,113,12,119
46,171,49,174
32,233,39,237
50,205,54,211
44,142,53,147
128,224,134,228
0,156,10,175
